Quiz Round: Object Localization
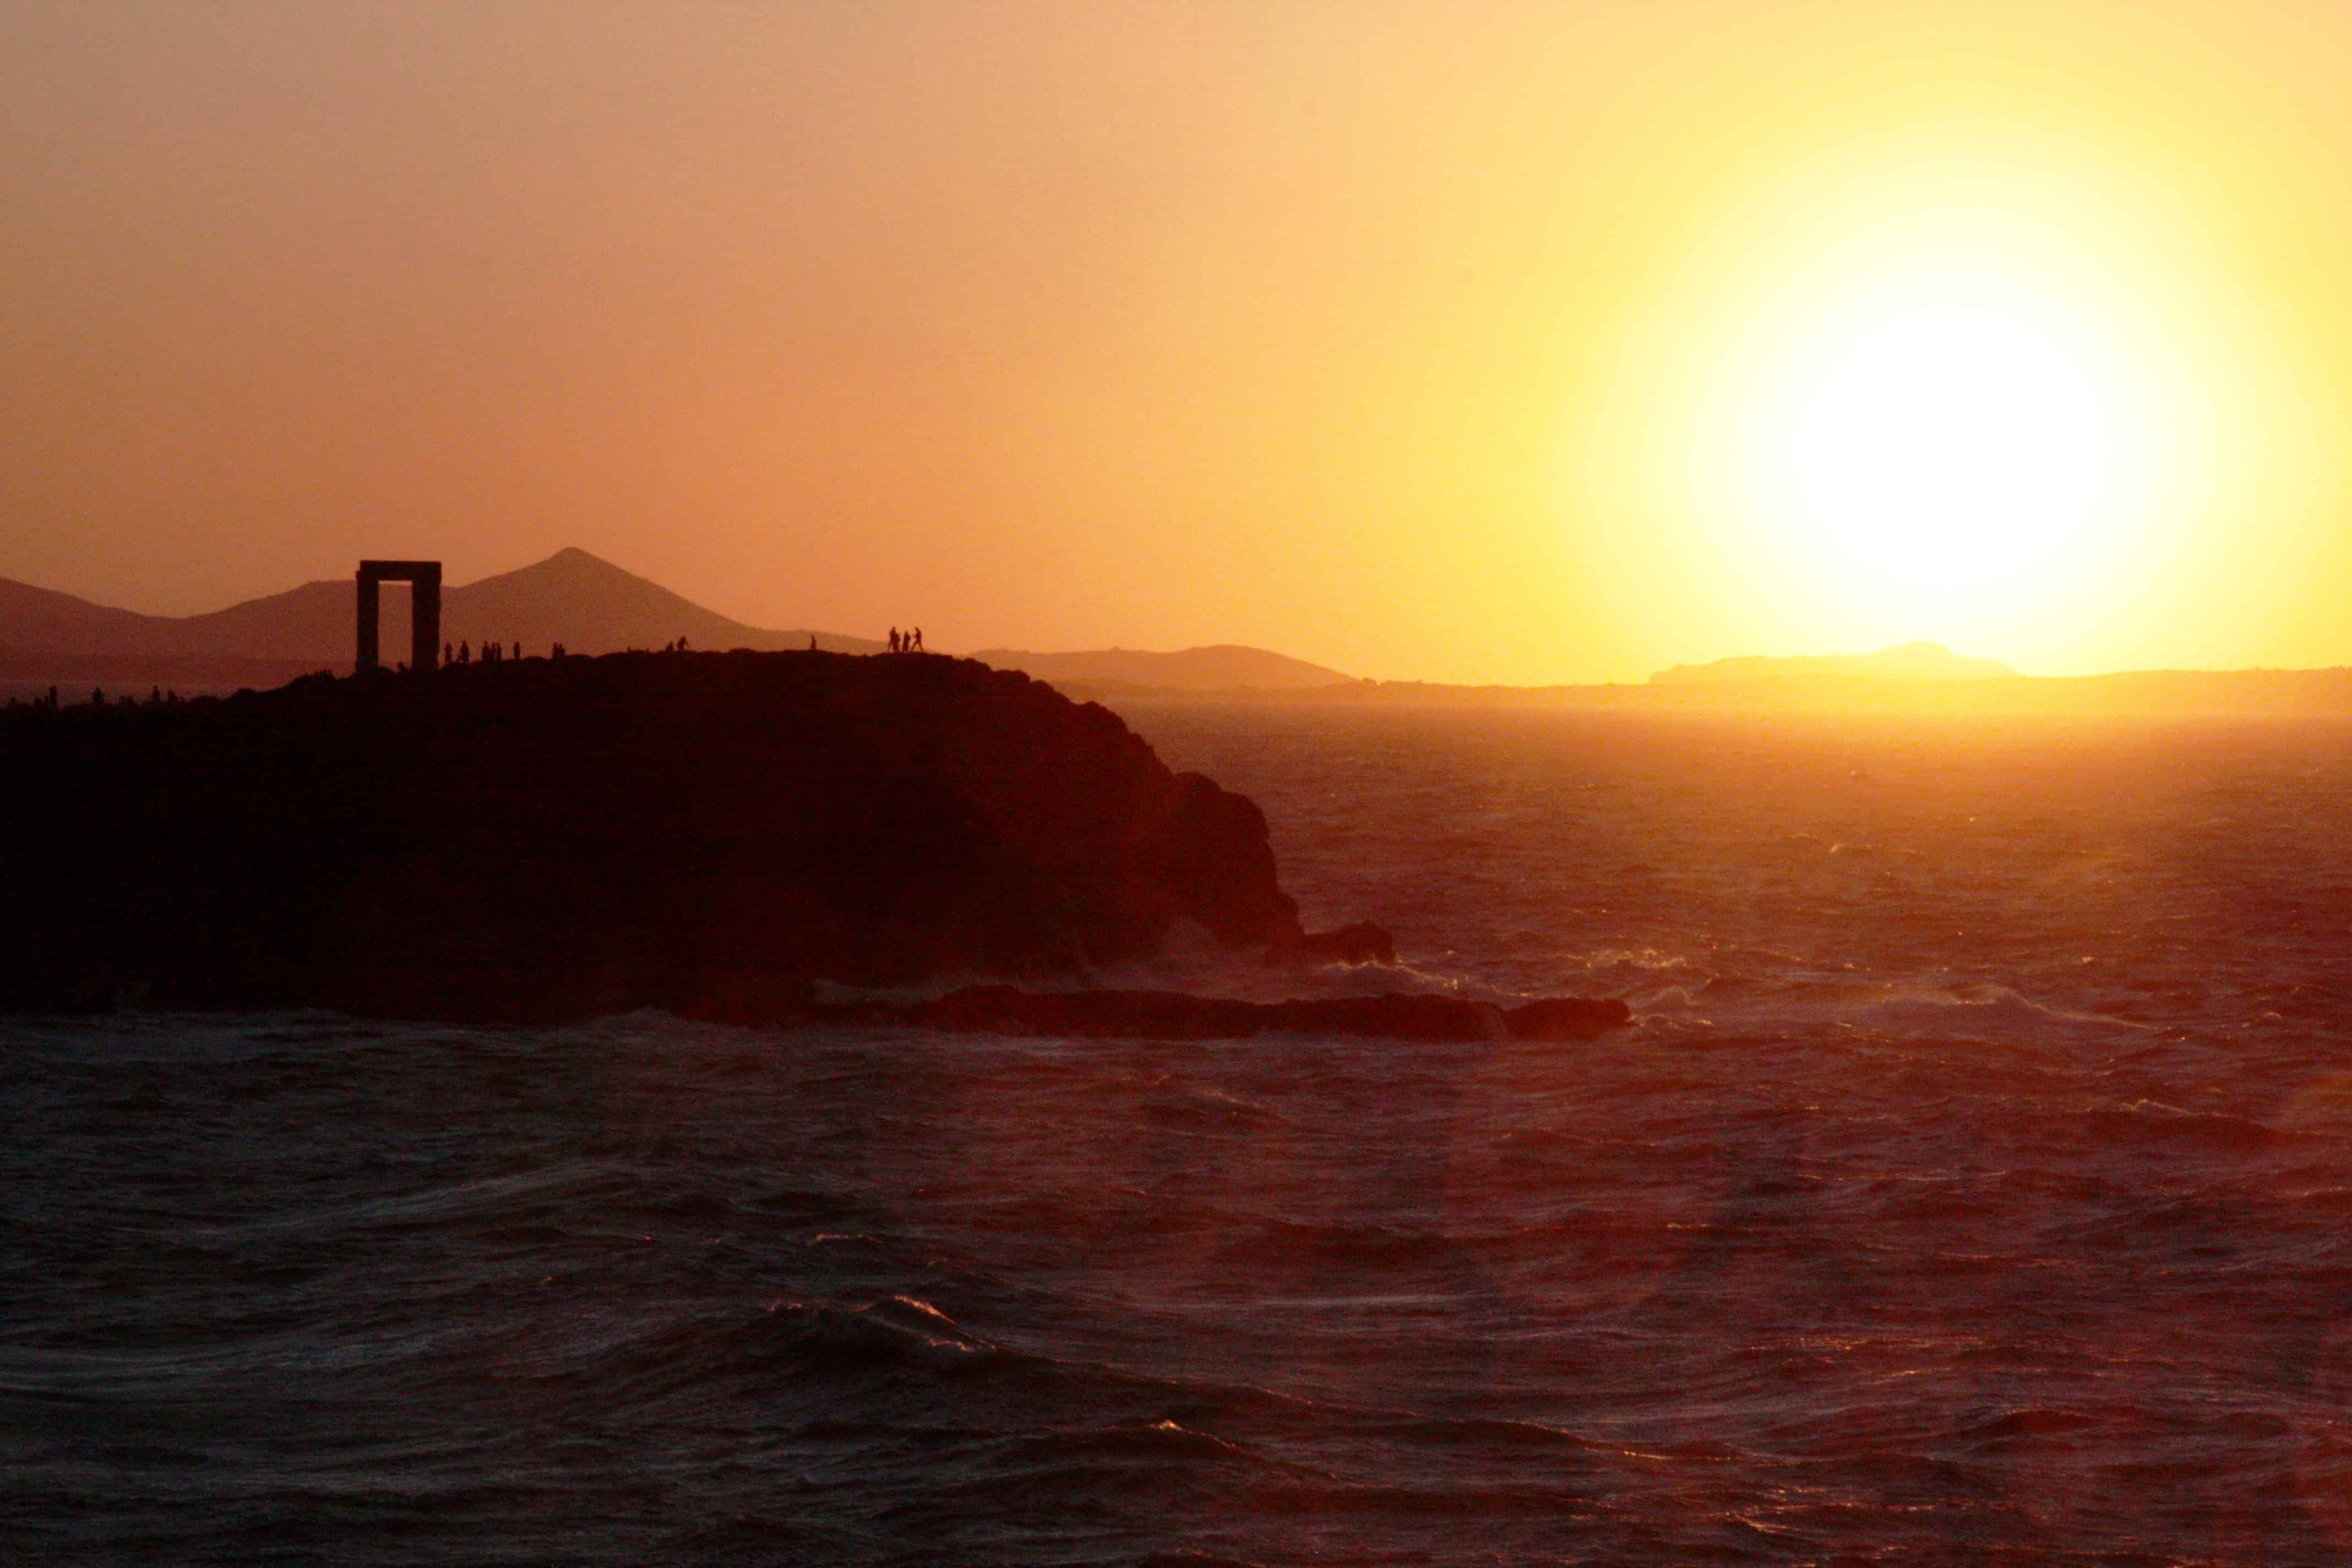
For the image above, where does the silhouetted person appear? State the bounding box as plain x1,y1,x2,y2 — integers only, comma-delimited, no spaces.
889,627,900,654
913,627,924,652
808,634,818,651
458,641,470,664
444,641,453,666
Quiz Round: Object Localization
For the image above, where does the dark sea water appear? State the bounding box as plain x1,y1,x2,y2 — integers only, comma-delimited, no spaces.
12,704,2352,1565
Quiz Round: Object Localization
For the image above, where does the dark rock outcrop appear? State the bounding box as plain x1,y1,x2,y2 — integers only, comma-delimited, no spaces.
0,651,1306,1021
698,984,1629,1043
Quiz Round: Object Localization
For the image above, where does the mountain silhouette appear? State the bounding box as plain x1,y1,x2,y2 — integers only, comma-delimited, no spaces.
1,551,1358,693
0,576,183,655
0,549,879,665
431,548,877,656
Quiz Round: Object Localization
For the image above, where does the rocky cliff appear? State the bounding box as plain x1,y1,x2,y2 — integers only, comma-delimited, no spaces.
0,651,1303,1021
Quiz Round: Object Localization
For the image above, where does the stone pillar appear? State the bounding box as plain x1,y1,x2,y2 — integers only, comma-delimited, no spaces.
356,571,380,673
411,565,441,672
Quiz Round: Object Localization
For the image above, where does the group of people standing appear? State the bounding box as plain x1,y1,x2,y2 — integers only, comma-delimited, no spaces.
7,685,184,710
437,640,583,664
888,627,925,654
443,640,535,665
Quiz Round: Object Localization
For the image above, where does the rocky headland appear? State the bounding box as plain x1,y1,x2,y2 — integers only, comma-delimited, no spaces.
0,650,1624,1037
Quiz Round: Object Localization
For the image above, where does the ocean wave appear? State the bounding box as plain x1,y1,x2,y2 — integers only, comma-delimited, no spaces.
18,707,2352,1564
1623,977,2151,1041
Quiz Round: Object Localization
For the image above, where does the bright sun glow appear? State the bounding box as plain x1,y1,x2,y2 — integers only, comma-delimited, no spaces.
1593,136,2296,672
1674,212,2218,657
1756,290,2132,594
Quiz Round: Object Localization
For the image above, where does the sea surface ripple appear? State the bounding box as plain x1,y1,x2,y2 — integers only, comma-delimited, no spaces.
10,706,2352,1564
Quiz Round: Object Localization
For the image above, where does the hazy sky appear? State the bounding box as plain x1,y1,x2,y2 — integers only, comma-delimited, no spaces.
6,1,2351,680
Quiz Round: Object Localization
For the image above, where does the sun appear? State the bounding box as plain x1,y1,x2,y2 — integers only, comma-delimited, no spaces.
1757,288,2128,594
1717,257,2185,646
1604,150,2251,667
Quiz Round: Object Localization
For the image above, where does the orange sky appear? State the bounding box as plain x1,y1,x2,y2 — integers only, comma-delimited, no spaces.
4,1,2350,682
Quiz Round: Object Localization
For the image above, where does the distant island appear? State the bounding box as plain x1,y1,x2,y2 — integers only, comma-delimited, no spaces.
1648,641,2019,683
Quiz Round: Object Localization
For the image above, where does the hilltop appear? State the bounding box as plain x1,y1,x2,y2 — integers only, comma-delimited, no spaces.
0,650,1304,1021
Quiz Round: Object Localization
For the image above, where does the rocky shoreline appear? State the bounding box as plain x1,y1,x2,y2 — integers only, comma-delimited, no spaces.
686,983,1629,1042
0,650,1626,1037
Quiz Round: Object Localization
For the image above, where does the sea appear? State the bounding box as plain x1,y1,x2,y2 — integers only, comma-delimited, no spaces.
10,701,2352,1565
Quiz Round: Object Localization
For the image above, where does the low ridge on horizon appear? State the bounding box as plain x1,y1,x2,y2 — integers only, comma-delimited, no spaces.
970,644,1357,693
1648,641,2021,684
23,558,2352,698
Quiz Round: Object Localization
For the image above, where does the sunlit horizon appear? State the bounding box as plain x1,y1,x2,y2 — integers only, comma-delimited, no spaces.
5,1,2350,684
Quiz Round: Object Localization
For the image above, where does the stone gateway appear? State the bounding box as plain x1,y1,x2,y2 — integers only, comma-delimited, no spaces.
355,559,442,673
